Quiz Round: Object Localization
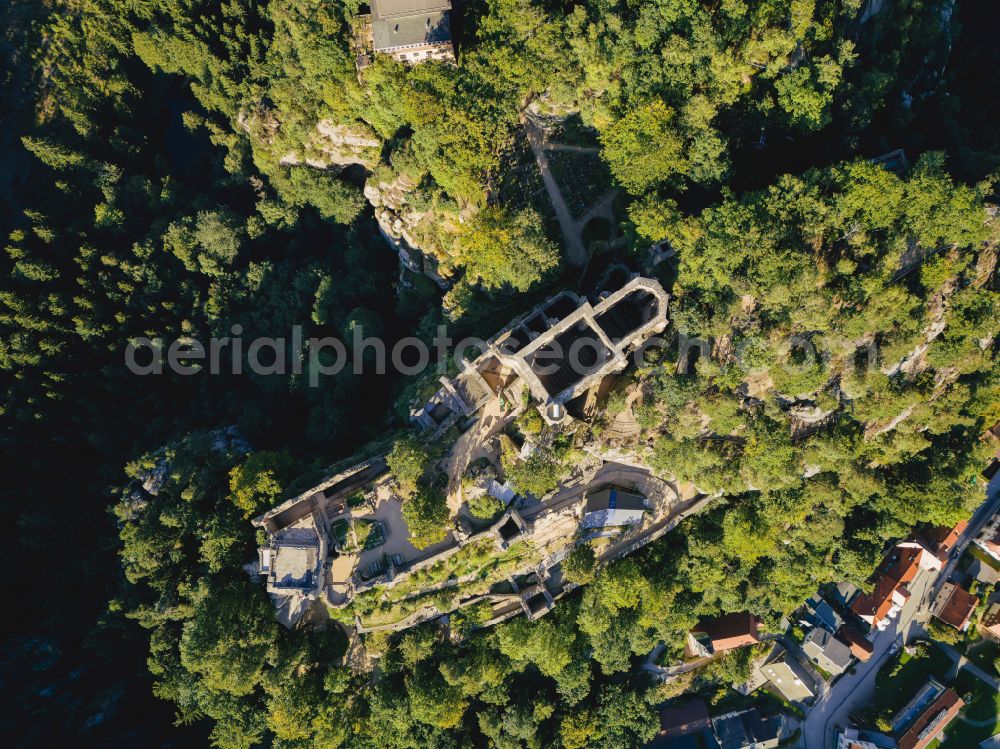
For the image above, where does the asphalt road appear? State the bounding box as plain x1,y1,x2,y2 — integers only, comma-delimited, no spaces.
801,471,1000,749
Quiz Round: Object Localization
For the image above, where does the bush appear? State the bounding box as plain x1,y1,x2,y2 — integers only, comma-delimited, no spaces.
925,617,964,646
634,403,661,430
402,487,450,549
388,435,432,496
563,544,596,585
504,450,564,497
466,493,503,521
516,407,544,435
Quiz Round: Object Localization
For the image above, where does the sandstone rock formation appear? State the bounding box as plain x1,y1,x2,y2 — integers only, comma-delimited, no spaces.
280,119,381,170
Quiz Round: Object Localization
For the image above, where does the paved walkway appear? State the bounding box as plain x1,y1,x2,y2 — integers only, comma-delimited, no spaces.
544,143,601,154
522,114,589,266
937,641,1000,691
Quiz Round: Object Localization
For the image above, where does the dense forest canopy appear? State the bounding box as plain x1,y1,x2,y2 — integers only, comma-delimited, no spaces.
1,0,998,746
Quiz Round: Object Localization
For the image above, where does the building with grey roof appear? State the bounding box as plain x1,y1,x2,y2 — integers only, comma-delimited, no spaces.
802,594,844,633
760,652,816,703
581,485,646,528
802,627,853,676
369,0,455,64
711,709,781,749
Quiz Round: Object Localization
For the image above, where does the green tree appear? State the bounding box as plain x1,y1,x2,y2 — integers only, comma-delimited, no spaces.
402,486,450,549
460,206,559,291
494,615,577,678
406,665,469,729
228,451,296,517
178,581,278,697
387,434,433,495
600,100,686,194
562,544,597,585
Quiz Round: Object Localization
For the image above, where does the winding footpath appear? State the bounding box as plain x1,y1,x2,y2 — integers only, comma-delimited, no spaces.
522,114,589,266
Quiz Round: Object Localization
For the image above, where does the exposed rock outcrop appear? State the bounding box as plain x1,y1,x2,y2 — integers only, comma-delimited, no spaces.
241,104,471,286
140,459,169,496
280,120,381,170
364,171,467,288
211,425,252,455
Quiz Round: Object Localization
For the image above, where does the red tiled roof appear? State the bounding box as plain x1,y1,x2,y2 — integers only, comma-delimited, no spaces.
897,689,963,749
935,584,979,631
693,612,761,652
884,547,924,586
852,544,932,627
850,574,898,624
658,698,710,737
922,521,967,557
837,625,874,661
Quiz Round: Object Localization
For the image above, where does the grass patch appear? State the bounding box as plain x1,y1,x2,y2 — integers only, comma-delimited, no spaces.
874,646,953,717
939,668,1000,748
709,689,782,716
381,539,497,602
964,639,1000,677
359,588,455,628
326,605,355,625
357,519,385,551
708,686,794,719
331,518,349,547
338,518,385,553
954,668,1000,722
354,520,373,549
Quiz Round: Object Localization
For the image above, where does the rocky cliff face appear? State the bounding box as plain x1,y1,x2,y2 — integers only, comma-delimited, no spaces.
364,171,468,288
247,110,468,287
279,119,381,170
